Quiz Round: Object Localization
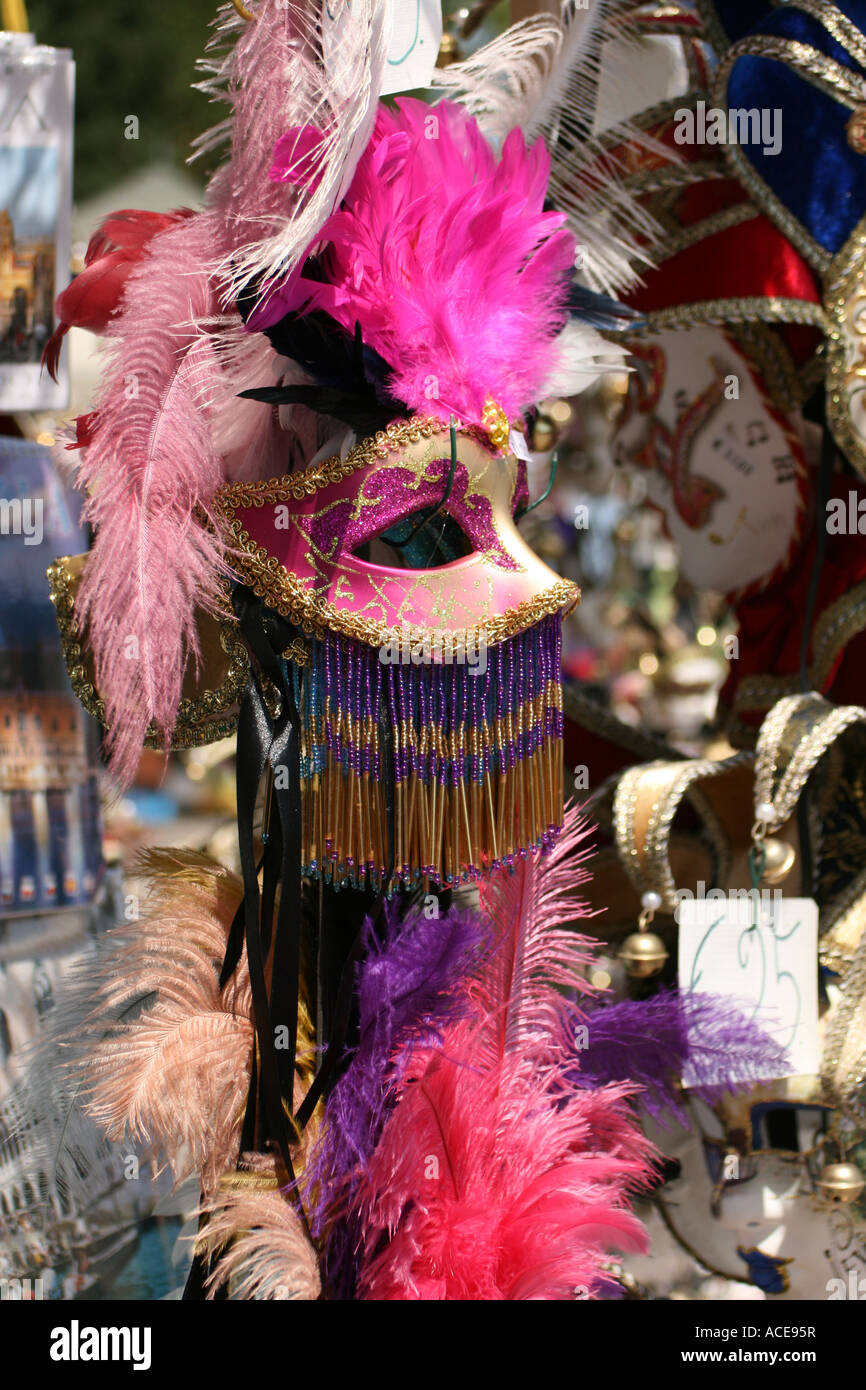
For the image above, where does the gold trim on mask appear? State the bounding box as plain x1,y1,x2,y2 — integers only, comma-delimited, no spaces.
216,421,580,648
824,215,866,478
225,416,450,503
625,297,829,337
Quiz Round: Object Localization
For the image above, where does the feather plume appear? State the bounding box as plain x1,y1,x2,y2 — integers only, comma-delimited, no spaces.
541,320,631,399
188,313,291,483
432,1,665,296
354,808,655,1300
476,802,601,1055
66,3,390,783
43,208,194,381
260,97,577,427
0,875,139,1225
193,0,389,314
301,900,486,1296
574,990,791,1126
429,13,563,141
72,212,230,785
197,1152,321,1301
69,849,254,1195
356,1045,651,1301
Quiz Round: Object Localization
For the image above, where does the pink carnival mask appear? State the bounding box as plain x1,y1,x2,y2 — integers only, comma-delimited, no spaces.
217,418,576,643
216,418,579,891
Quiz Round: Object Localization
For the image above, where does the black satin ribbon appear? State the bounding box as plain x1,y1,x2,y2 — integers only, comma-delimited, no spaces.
295,913,371,1132
185,591,395,1298
184,589,306,1301
230,586,305,1176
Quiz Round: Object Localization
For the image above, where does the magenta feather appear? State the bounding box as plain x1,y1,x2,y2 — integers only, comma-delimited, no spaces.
354,807,655,1300
253,97,577,427
475,801,602,1055
356,1035,651,1300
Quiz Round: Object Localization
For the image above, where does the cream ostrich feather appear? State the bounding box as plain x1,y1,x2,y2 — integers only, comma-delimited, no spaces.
431,1,666,296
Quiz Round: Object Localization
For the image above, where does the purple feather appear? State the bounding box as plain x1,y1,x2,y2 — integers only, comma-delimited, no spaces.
301,900,486,1295
571,990,789,1126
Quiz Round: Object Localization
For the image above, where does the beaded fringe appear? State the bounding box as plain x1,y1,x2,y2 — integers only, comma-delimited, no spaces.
294,617,565,891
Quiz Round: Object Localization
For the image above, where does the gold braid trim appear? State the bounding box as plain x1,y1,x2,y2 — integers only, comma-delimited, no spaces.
219,518,579,649
216,419,579,648
625,297,829,336
712,36,863,274
218,417,485,505
825,215,866,479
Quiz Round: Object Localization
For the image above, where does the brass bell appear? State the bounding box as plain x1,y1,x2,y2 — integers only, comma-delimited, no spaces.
816,1161,866,1204
760,836,796,886
619,931,669,979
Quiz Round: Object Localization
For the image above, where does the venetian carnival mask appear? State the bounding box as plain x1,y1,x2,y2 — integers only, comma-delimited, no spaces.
216,417,579,890
612,327,808,597
634,1098,866,1301
48,88,637,894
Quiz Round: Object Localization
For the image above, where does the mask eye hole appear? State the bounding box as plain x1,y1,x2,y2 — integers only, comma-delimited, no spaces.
353,510,474,569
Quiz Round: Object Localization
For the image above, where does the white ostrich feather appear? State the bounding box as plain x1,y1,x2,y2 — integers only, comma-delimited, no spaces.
432,1,667,297
193,0,389,313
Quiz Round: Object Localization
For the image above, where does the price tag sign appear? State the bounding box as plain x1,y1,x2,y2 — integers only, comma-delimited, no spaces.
678,896,819,1085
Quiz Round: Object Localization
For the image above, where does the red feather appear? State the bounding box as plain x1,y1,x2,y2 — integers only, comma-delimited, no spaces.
42,209,194,381
65,411,99,452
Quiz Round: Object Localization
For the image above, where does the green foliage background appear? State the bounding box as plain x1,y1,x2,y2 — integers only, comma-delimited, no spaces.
27,1,219,201
24,3,507,204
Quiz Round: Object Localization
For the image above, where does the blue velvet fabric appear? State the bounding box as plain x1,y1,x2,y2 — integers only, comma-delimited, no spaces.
722,1,866,257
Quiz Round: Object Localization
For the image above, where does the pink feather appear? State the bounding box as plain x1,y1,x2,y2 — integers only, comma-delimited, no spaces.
72,211,230,782
252,97,577,427
65,3,387,784
74,849,254,1196
476,801,603,1057
195,1,388,308
356,1042,650,1300
355,807,655,1300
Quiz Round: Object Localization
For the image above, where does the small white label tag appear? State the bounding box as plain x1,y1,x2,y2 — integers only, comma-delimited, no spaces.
324,2,441,99
382,0,443,95
677,896,819,1085
509,428,533,464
